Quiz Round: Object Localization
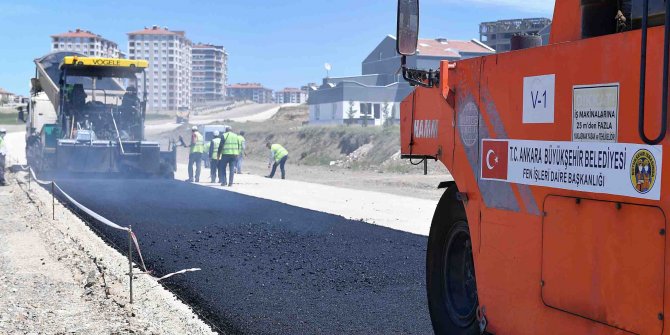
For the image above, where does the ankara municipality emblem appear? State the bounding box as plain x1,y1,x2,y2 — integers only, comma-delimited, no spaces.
630,149,657,194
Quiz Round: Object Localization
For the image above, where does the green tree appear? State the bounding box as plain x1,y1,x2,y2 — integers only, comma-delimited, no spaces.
361,112,368,127
346,101,357,126
382,101,392,128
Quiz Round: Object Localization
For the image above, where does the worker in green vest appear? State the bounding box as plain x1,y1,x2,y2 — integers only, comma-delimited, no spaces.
0,128,6,186
208,131,222,183
266,142,288,179
217,126,241,186
187,126,204,182
203,140,211,169
235,130,247,174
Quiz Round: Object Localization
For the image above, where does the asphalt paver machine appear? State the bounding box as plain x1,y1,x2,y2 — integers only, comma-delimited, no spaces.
397,0,670,334
26,52,176,177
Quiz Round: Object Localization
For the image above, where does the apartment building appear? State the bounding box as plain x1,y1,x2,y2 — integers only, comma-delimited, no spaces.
227,83,273,104
128,25,192,112
479,18,552,52
274,88,307,104
192,43,228,104
51,29,121,58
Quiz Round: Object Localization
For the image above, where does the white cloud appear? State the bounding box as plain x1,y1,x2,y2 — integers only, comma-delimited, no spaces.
442,0,554,14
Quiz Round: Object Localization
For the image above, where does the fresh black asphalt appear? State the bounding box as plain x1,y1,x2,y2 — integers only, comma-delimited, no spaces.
53,179,432,334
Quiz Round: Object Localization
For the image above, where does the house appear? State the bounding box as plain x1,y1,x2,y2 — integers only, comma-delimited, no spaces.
227,83,273,104
274,88,308,104
0,88,15,105
307,35,494,126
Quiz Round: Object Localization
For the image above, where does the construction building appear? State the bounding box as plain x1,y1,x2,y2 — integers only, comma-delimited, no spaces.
274,88,308,104
192,43,228,105
51,29,121,58
479,18,552,52
307,35,494,126
128,25,192,112
227,83,273,104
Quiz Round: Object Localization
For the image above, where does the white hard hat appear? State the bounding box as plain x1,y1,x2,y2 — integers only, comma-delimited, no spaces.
213,131,220,136
0,128,6,133
191,126,198,131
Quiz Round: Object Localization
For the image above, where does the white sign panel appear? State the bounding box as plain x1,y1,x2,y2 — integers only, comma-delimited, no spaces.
523,74,555,123
481,139,662,200
572,83,619,142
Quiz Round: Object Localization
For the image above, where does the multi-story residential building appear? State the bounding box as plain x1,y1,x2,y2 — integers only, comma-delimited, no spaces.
51,28,121,58
127,25,192,112
274,88,307,104
227,83,273,104
479,18,552,52
192,43,228,104
307,36,494,126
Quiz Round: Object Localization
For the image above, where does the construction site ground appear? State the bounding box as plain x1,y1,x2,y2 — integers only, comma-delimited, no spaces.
0,104,446,333
0,164,216,334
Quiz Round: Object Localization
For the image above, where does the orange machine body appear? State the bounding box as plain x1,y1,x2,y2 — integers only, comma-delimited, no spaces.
401,1,670,334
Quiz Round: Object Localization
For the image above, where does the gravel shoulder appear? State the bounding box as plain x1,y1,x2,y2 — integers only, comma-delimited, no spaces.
0,145,218,333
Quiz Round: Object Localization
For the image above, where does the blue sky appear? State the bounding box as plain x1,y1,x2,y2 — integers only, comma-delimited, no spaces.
0,0,553,95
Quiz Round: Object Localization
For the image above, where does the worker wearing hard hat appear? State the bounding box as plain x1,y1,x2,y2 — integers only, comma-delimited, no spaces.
216,126,241,186
0,128,6,185
187,126,205,183
235,131,247,174
266,142,288,179
208,131,222,183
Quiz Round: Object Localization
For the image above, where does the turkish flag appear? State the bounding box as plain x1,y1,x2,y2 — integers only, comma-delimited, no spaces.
481,140,509,180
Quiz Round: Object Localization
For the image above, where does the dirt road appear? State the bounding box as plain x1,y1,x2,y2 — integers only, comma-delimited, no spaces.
145,104,283,134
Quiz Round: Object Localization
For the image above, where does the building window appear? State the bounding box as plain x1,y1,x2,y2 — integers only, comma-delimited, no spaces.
360,103,372,118
314,105,320,120
373,104,381,119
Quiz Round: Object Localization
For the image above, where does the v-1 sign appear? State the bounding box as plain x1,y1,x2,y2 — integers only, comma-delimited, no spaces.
523,74,555,124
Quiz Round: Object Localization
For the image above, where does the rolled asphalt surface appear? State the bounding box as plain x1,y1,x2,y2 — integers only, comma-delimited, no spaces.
53,178,433,334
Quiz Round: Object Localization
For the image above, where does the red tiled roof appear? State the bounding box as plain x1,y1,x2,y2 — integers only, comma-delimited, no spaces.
128,26,180,36
51,29,100,39
416,38,493,57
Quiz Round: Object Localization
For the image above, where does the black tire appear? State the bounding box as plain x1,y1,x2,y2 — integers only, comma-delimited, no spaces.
426,186,480,335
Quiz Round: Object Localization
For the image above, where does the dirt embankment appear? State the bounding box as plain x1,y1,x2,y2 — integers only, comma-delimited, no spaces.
0,171,217,334
162,105,449,175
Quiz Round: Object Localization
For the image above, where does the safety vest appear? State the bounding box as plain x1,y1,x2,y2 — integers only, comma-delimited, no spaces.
210,138,221,159
0,137,4,154
271,144,288,162
191,132,204,154
238,135,246,152
221,132,240,156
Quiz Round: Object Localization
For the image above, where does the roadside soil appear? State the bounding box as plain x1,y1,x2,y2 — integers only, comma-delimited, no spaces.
0,171,217,333
238,158,447,200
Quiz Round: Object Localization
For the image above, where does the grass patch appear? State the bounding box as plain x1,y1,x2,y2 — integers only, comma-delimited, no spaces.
0,113,20,125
